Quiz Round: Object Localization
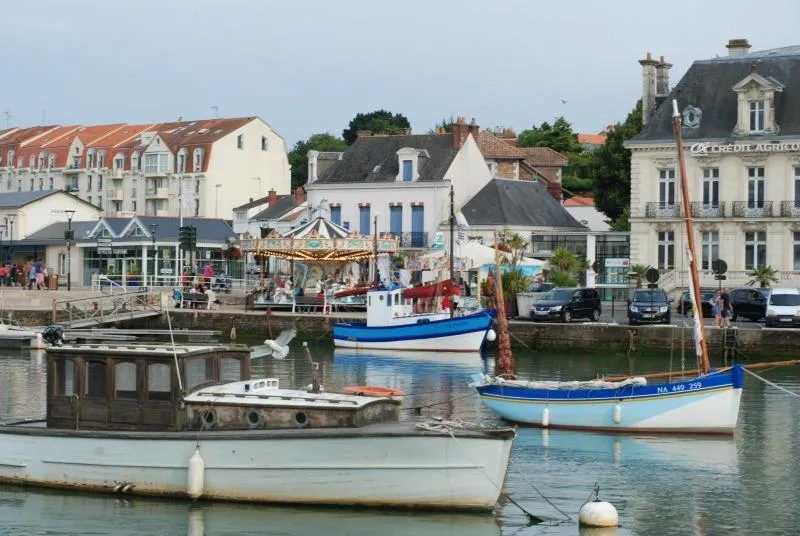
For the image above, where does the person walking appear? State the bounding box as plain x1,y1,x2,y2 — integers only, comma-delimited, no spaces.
720,289,732,328
712,290,723,327
28,262,37,290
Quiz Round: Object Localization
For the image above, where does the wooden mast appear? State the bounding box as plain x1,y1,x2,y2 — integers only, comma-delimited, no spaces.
672,99,711,374
493,229,514,378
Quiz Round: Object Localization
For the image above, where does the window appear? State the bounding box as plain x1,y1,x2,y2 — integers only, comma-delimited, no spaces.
147,363,171,400
7,151,13,168
114,362,137,400
48,154,56,168
359,205,371,235
132,152,140,171
747,167,765,209
194,198,199,216
411,205,424,247
261,136,268,151
87,149,95,168
177,149,187,173
390,205,402,235
70,155,80,169
87,195,92,205
193,149,204,172
794,233,800,271
701,231,719,270
220,357,242,382
195,179,200,194
17,157,22,168
29,155,35,169
97,150,106,168
144,153,169,174
114,155,124,170
657,231,675,270
745,231,767,270
402,160,413,181
97,175,103,190
38,177,43,190
237,134,244,150
749,100,765,132
658,169,675,206
54,359,76,396
702,168,719,207
97,195,103,209
49,177,53,190
330,206,341,225
186,357,214,389
38,153,45,169
87,175,93,190
29,178,33,190
794,167,800,210
17,179,21,192
84,361,107,398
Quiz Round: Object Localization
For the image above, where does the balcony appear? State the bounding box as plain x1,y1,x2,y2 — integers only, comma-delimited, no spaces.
732,201,773,218
389,232,428,248
645,202,681,218
145,187,169,198
63,166,82,175
108,189,124,201
781,201,800,217
688,202,726,218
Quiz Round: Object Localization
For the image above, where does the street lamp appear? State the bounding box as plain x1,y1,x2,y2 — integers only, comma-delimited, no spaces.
0,224,6,265
215,184,222,218
149,223,159,287
64,210,76,290
7,214,15,267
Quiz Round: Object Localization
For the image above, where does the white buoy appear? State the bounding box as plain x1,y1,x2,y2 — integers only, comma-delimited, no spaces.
613,403,622,424
541,407,550,427
579,500,619,528
486,328,497,342
187,448,205,500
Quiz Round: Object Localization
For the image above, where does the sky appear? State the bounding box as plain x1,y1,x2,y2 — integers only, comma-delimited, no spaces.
3,0,799,147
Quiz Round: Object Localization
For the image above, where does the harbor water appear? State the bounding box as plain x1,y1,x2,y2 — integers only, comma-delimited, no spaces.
1,340,799,535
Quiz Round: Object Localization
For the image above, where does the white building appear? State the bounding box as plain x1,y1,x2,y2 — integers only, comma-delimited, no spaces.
0,117,290,219
626,39,800,292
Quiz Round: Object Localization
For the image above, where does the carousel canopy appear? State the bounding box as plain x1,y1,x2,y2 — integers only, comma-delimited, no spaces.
240,216,398,262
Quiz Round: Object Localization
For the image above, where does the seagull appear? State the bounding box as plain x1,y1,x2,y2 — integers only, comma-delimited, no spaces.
261,328,297,359
561,99,568,104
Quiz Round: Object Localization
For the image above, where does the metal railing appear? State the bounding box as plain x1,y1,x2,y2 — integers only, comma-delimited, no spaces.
689,202,726,218
780,201,800,217
53,289,163,328
732,201,773,218
389,231,428,248
645,202,681,218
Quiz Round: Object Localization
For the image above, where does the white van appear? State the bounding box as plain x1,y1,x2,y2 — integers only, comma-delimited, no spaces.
765,287,800,327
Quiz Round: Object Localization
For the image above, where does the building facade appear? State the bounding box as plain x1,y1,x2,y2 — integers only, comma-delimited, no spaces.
0,117,290,219
627,39,800,292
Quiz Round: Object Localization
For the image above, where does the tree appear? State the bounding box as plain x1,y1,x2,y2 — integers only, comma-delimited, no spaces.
342,110,411,145
428,115,456,134
628,263,652,289
747,266,779,288
547,247,586,287
592,100,643,226
287,133,348,191
517,116,582,155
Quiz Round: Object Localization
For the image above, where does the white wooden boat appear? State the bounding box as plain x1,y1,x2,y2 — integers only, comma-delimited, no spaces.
0,343,514,510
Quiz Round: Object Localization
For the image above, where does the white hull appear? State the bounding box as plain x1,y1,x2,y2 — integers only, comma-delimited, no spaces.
334,329,488,352
0,424,513,510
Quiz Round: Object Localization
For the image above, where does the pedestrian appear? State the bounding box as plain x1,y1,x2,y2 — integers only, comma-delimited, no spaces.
9,263,17,287
721,288,732,328
712,290,722,327
28,262,37,290
203,262,214,286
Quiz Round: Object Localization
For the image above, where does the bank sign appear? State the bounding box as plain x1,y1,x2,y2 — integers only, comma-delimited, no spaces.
690,141,800,156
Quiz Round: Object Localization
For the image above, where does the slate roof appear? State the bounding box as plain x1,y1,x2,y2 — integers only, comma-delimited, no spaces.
136,217,235,242
17,221,98,245
632,45,800,142
0,190,69,208
315,134,458,184
233,195,271,211
251,195,299,221
461,179,584,228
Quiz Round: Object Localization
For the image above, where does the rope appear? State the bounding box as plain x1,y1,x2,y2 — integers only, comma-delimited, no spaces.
510,457,572,521
401,391,478,413
509,330,535,353
743,368,800,398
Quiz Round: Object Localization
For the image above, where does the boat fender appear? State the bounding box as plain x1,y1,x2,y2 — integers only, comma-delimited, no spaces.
187,448,205,500
121,483,135,493
486,329,497,342
541,407,550,427
613,404,622,424
579,500,619,527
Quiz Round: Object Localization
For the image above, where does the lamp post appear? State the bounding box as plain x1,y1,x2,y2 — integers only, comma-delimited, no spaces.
64,210,76,290
0,224,6,266
215,184,222,218
8,214,15,270
149,223,159,287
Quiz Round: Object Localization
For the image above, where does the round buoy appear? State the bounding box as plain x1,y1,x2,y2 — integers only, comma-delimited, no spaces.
486,329,497,342
187,448,205,500
579,500,619,528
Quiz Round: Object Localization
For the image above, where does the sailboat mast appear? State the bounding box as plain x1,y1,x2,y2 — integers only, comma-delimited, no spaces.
672,99,711,374
449,184,455,319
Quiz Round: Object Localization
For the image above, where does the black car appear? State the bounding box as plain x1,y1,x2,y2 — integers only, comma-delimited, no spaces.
628,288,672,325
729,287,769,321
676,289,716,317
530,287,601,323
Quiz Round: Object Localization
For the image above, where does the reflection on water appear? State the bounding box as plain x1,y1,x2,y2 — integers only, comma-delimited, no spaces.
2,342,800,534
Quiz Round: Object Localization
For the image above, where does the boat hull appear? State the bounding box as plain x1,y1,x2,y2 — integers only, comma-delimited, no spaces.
334,312,494,352
476,366,744,434
0,424,514,511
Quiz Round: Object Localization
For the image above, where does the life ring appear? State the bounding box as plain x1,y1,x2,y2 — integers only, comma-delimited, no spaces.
342,386,405,397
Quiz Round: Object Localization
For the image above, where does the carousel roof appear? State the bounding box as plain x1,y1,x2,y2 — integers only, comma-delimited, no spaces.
282,216,350,239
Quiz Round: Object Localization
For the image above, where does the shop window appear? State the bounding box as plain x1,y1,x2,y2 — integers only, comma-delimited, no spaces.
147,363,171,401
114,362,138,400
84,361,107,398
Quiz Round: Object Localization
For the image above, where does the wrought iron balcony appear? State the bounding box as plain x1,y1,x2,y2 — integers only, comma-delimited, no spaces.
645,202,681,218
781,201,800,217
389,232,428,248
689,202,725,218
732,201,773,218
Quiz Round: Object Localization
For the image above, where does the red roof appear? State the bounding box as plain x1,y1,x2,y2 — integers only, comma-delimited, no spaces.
578,133,606,145
16,126,82,168
477,130,526,159
563,196,595,207
517,147,569,167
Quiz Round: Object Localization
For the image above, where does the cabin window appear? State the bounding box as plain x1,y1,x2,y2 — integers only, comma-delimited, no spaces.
387,293,393,307
114,362,138,400
84,361,107,398
186,357,214,389
147,363,171,401
220,357,242,382
54,359,76,396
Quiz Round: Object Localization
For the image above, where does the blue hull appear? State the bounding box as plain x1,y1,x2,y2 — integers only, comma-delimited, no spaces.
333,311,494,352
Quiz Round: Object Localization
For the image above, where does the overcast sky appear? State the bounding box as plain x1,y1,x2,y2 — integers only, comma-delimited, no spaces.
3,0,798,146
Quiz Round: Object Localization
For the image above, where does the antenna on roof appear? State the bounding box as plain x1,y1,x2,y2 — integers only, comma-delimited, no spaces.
3,110,9,129
211,106,219,118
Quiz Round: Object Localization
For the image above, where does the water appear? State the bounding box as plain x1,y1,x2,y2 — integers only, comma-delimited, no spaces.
1,340,800,535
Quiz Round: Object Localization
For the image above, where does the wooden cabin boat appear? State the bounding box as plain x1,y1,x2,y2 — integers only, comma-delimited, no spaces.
0,343,514,511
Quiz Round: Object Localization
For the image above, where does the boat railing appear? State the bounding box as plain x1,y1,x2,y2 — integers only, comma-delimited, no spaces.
192,391,363,406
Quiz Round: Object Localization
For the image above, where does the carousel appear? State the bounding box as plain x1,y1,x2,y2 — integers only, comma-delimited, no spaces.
240,216,399,307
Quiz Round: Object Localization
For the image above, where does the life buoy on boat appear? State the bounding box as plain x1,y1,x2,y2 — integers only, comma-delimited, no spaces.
187,448,205,500
342,386,405,397
541,407,550,427
613,403,622,424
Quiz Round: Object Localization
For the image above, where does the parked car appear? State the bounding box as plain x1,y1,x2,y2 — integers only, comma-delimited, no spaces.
628,288,672,325
764,288,800,327
729,287,769,321
676,289,716,317
530,287,601,323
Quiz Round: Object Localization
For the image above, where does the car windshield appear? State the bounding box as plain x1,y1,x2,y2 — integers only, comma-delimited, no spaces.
633,290,666,303
769,293,800,306
543,289,576,301
700,291,716,301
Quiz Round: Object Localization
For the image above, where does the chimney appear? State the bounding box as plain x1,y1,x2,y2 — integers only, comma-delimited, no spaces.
639,52,659,126
467,117,480,142
655,56,672,97
452,116,469,148
546,170,563,202
294,186,305,205
268,188,277,205
726,38,752,57
356,130,372,139
498,127,517,147
307,149,319,183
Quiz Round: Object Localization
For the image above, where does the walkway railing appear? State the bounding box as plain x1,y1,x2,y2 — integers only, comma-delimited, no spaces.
53,289,163,328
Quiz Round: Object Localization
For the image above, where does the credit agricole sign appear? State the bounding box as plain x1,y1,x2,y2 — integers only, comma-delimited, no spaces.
690,141,800,155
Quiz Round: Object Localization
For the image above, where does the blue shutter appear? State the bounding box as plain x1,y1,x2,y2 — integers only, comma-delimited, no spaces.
411,205,424,247
330,206,341,225
402,160,413,181
360,206,371,235
390,205,402,236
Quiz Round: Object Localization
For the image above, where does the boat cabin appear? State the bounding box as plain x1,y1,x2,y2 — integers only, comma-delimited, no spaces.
46,344,251,431
366,283,451,327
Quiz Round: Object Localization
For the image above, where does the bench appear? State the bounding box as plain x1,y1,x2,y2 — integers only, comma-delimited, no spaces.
180,293,209,309
292,294,332,314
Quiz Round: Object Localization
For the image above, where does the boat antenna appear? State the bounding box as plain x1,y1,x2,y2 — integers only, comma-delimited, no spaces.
449,183,456,319
672,99,710,374
165,308,185,395
493,229,514,378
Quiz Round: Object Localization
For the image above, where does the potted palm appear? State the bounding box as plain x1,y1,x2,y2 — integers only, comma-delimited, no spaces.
747,265,779,288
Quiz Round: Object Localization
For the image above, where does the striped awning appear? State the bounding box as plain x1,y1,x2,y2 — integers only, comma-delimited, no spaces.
282,217,350,239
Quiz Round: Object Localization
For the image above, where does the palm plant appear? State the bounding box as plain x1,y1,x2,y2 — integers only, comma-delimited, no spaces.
549,269,577,287
628,264,651,288
747,265,779,288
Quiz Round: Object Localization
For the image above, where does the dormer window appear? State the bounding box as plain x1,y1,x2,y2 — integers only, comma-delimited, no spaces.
48,154,56,168
87,149,96,168
97,150,106,168
7,151,13,168
177,148,187,173
395,147,420,182
29,155,35,169
114,155,124,170
193,148,204,172
132,152,140,171
749,100,765,132
17,157,22,168
38,152,46,169
402,160,412,181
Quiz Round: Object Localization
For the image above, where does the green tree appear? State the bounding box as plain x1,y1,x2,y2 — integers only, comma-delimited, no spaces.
592,100,643,226
428,115,456,134
517,116,582,155
628,263,651,288
342,110,411,145
288,133,348,191
547,247,586,287
747,266,779,288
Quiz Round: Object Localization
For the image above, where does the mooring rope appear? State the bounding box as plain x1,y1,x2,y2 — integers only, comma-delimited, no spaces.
743,368,800,398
